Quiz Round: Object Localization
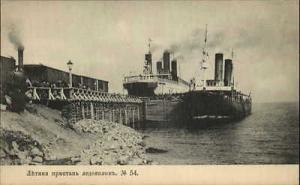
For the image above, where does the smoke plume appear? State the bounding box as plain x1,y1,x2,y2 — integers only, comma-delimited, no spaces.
8,24,24,50
164,25,264,63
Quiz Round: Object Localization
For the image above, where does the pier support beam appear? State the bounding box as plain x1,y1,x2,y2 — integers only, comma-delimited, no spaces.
62,101,145,129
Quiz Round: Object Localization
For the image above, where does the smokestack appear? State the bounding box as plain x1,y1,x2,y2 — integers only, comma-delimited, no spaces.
214,53,223,81
163,50,170,73
171,59,178,80
145,53,152,73
156,61,162,74
224,59,233,86
18,47,24,71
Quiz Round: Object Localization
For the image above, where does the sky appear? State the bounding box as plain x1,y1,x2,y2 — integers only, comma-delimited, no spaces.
1,1,299,102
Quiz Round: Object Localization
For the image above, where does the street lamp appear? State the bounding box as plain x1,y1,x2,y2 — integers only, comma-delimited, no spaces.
67,60,73,88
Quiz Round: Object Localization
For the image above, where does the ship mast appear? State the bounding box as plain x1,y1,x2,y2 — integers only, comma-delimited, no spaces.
148,38,152,54
231,48,235,87
201,24,209,89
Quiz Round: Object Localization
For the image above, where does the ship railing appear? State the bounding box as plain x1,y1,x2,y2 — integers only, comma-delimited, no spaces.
230,90,252,103
123,75,159,83
26,87,143,103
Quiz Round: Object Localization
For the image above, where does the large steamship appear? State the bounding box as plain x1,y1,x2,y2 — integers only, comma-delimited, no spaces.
123,42,190,121
123,45,190,97
184,26,252,120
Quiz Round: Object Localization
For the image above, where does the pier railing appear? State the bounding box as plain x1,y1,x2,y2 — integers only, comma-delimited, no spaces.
27,87,142,103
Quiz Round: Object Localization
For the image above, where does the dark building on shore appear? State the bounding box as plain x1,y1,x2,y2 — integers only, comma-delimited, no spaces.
23,64,109,92
0,55,109,93
0,56,17,97
0,56,16,86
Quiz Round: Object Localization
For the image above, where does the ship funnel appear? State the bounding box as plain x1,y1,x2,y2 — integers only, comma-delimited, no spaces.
214,53,223,81
145,53,152,73
18,46,24,71
156,61,162,74
163,50,170,73
171,59,178,81
224,59,233,86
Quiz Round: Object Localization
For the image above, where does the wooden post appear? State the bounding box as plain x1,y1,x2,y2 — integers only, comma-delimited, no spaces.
94,106,98,120
96,106,100,120
132,108,135,129
90,102,94,120
125,108,128,125
81,103,85,119
112,109,115,122
137,106,140,121
109,110,112,122
119,108,122,124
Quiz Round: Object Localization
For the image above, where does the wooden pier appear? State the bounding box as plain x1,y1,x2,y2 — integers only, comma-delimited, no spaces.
26,87,145,128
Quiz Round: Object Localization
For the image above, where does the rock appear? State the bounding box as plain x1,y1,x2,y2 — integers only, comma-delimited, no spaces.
16,151,28,160
117,156,129,165
30,147,43,157
0,150,6,158
20,156,32,164
12,141,19,151
4,146,16,156
103,141,119,151
143,160,148,164
138,141,146,147
32,156,43,163
71,156,81,163
102,158,116,165
90,156,102,165
128,158,143,165
146,147,168,154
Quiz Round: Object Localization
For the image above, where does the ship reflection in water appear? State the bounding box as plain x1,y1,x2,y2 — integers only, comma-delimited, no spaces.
140,102,299,164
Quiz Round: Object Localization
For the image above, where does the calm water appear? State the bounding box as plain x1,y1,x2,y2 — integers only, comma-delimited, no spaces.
140,102,299,164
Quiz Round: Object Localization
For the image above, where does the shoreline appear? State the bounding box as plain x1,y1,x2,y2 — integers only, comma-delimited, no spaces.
0,104,155,165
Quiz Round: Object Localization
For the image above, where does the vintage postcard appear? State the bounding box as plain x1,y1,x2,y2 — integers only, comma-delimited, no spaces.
0,0,299,184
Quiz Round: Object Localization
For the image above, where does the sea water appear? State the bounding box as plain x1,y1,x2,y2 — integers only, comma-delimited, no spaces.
140,102,299,164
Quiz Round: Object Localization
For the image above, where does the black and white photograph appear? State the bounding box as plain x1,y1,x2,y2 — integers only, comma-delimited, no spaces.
0,0,299,184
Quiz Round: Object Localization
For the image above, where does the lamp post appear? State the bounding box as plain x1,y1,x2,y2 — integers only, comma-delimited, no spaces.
67,60,73,88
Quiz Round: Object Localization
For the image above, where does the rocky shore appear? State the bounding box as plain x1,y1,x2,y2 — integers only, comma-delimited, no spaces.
0,104,154,165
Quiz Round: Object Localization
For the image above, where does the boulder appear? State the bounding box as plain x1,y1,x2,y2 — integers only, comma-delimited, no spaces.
117,155,129,165
90,156,102,165
11,141,19,151
16,151,28,160
138,141,146,147
32,156,43,163
71,156,81,163
0,149,6,158
20,156,32,164
30,147,43,157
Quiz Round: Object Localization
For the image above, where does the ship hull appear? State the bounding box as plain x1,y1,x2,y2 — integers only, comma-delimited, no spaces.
123,82,157,97
182,91,252,120
136,90,252,123
144,96,184,122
